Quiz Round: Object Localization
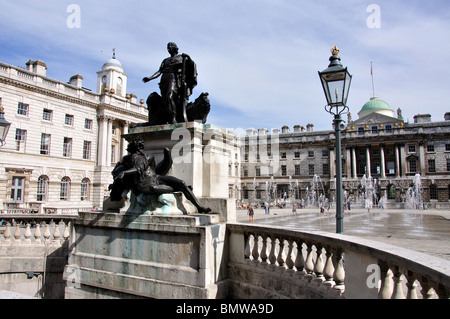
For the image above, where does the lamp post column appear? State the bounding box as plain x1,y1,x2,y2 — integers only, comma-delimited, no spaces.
334,114,344,234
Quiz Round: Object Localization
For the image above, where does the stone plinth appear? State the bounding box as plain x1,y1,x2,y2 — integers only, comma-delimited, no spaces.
126,122,229,199
64,211,228,299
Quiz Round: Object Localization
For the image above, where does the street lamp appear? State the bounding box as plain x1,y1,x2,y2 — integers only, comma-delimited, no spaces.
0,106,11,147
318,46,352,234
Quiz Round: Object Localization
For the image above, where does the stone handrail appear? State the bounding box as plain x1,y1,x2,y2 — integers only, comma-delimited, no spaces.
227,223,450,299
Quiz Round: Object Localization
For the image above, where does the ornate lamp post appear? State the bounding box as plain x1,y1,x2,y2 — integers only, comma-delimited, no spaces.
0,106,11,147
318,46,352,234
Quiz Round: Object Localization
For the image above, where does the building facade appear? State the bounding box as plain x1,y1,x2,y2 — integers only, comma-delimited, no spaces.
0,56,147,213
239,97,450,209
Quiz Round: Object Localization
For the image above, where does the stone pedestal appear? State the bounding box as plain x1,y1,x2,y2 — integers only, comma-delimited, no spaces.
64,211,228,299
125,122,229,199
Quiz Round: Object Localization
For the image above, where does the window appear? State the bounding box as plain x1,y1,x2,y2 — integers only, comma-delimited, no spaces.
427,144,435,153
81,178,90,201
309,165,315,176
255,166,261,177
84,119,93,130
308,151,314,158
256,190,262,200
371,126,378,134
60,177,71,201
322,150,329,158
63,137,72,158
17,103,29,116
409,159,417,173
10,177,25,203
43,109,53,122
446,144,450,152
243,167,248,177
281,165,287,176
15,129,27,151
294,165,300,176
243,189,249,200
447,158,450,172
281,152,287,159
40,133,51,155
83,141,91,160
429,185,438,200
408,145,416,153
385,125,393,133
37,176,48,202
428,159,436,173
323,163,330,175
358,127,364,135
294,152,300,158
65,114,74,126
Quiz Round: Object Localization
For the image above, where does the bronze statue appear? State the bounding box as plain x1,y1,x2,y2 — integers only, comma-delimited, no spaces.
141,42,210,126
109,137,211,214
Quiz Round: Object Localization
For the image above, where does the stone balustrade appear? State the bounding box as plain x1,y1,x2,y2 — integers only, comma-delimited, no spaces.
227,223,450,299
0,215,76,245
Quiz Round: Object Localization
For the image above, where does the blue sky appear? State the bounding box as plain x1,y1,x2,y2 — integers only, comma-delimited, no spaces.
0,0,449,132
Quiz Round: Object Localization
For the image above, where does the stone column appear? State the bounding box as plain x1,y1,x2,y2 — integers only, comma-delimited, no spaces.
97,116,108,167
380,144,386,178
346,147,352,179
352,147,357,179
395,144,400,178
329,146,335,178
419,141,426,174
121,121,129,159
399,144,407,177
106,117,113,167
366,145,371,177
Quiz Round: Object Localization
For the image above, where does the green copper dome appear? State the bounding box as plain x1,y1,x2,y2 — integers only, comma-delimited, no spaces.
358,97,394,118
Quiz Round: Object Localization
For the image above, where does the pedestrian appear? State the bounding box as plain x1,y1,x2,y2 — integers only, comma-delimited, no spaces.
292,203,297,215
247,204,255,223
264,201,270,215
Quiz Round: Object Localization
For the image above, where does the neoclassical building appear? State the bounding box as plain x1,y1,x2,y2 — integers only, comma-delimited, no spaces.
239,96,450,209
0,55,147,212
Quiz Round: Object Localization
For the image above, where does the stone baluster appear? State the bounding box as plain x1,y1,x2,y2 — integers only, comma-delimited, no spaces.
419,277,434,299
63,222,70,241
3,223,11,244
34,224,42,244
268,237,277,266
333,249,345,292
43,223,51,242
285,239,295,272
53,221,61,245
276,238,286,270
260,235,268,265
24,224,32,244
294,240,306,276
14,224,22,244
323,247,335,286
405,271,418,299
251,234,260,262
391,266,405,299
304,243,315,277
378,261,393,299
313,245,325,282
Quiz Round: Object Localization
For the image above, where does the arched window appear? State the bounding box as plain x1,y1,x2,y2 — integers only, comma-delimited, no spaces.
37,175,49,202
81,178,90,201
60,177,71,201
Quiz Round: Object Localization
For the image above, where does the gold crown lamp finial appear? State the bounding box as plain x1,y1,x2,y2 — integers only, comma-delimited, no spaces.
331,46,340,55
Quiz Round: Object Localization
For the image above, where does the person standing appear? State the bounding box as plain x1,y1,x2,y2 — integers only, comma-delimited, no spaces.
248,204,255,223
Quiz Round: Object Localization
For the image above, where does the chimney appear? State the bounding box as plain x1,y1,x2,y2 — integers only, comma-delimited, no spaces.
281,125,290,134
32,60,47,76
293,125,301,133
413,114,431,124
69,74,84,88
306,123,314,132
445,112,450,121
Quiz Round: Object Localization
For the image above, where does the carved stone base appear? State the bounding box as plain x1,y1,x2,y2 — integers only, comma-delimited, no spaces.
103,191,198,216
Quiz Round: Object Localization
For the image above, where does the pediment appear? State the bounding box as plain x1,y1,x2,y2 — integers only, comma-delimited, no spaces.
349,113,402,126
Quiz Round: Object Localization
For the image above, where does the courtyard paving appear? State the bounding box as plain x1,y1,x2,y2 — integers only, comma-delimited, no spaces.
236,206,450,261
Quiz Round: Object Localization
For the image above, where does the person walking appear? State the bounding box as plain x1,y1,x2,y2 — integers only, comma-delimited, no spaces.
247,204,255,223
